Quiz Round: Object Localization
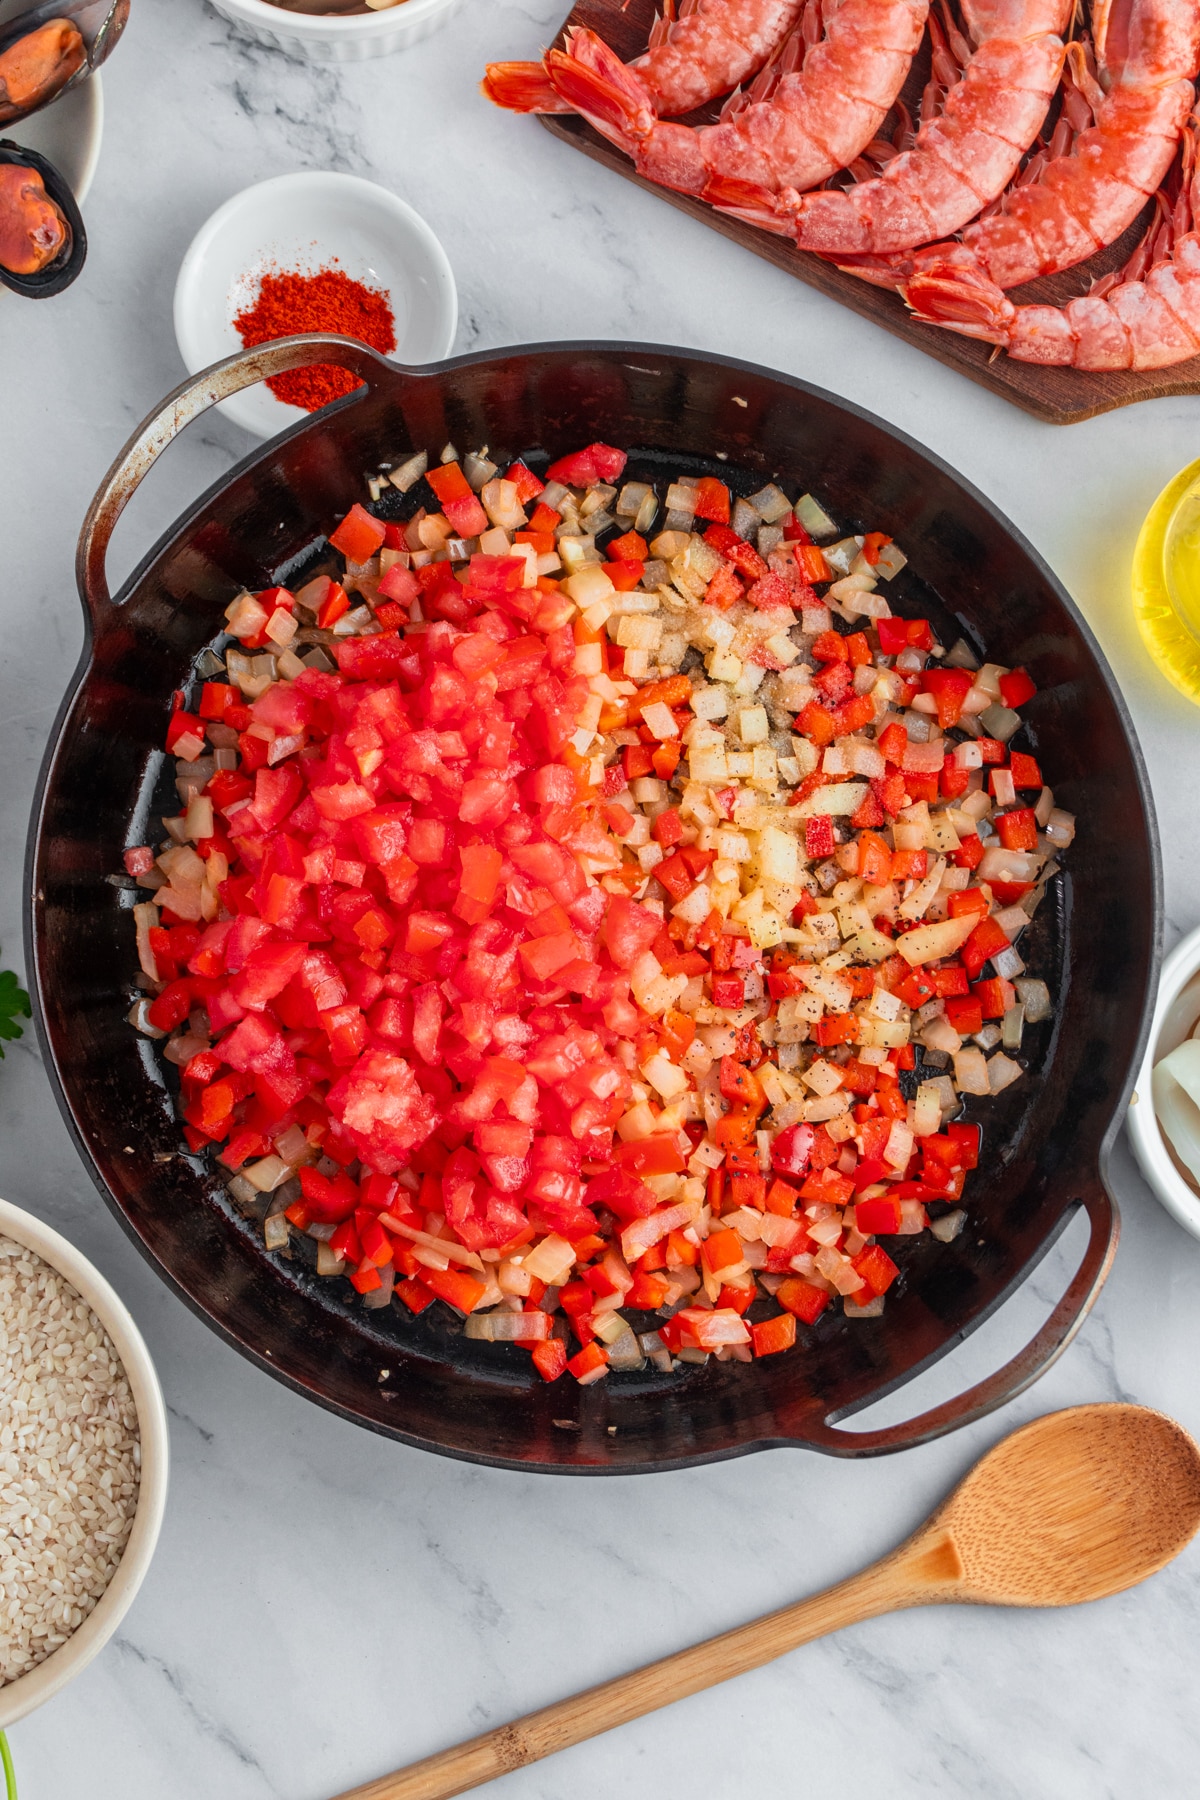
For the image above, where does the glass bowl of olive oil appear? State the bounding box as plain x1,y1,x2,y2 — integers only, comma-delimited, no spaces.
1133,458,1200,704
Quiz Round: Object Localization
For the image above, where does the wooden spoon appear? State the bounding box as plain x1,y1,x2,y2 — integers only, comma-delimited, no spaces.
332,1405,1200,1800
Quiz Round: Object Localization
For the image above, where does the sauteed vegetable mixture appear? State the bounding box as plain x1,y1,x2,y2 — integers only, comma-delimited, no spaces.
125,442,1073,1383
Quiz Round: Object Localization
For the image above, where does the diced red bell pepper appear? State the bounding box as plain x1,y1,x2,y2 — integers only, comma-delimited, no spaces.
692,477,730,523
995,807,1038,852
531,1338,568,1381
329,503,387,564
852,1243,899,1296
948,1121,981,1168
771,1122,814,1180
711,973,745,1009
421,1266,487,1314
701,1227,744,1274
951,832,985,870
1008,751,1042,790
776,1278,830,1325
973,976,1016,1019
944,994,984,1035
855,1196,903,1235
998,668,1036,709
566,1341,609,1384
961,915,1011,980
877,616,934,655
316,581,351,630
397,1277,436,1315
793,544,830,583
750,1313,796,1357
426,462,490,538
921,668,973,728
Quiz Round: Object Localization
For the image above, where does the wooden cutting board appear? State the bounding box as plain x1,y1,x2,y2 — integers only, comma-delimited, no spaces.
534,0,1200,423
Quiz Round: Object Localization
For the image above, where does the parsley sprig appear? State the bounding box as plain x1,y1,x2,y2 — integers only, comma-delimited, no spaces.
0,966,31,1056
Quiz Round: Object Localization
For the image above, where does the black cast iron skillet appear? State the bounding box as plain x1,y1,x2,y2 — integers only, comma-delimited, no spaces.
27,337,1160,1472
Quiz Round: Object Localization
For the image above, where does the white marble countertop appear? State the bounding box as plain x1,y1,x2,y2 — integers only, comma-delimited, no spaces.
4,2,1200,1794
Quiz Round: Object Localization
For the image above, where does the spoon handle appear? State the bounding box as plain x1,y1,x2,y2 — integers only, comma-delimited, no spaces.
330,1531,960,1800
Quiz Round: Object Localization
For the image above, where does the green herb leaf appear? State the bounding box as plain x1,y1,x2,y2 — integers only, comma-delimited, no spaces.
0,969,31,1055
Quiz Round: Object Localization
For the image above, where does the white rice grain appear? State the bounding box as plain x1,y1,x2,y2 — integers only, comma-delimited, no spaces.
0,1236,139,1685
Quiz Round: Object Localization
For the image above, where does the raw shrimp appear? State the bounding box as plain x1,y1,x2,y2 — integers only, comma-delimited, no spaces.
908,118,1200,366
844,0,1200,309
710,0,1073,254
535,0,930,200
483,0,807,119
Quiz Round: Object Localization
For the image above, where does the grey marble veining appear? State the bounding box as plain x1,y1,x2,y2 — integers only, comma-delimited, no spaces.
3,1,1200,1794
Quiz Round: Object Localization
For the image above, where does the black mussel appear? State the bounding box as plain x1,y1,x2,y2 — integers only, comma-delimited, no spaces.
0,0,130,127
0,139,85,296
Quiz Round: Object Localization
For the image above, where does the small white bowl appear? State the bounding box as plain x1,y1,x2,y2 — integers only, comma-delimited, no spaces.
0,1198,169,1728
174,172,458,439
209,0,462,63
1127,924,1200,1241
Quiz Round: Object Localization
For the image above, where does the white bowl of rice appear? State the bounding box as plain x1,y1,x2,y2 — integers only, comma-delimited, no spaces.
0,1199,168,1728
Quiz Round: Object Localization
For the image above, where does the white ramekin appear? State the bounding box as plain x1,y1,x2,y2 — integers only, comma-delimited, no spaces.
1127,924,1200,1243
174,171,458,438
0,1199,169,1728
209,0,463,62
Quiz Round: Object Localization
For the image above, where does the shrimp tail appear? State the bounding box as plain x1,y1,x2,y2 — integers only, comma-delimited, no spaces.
481,61,572,113
702,174,797,236
903,255,1017,345
545,42,657,152
830,252,916,290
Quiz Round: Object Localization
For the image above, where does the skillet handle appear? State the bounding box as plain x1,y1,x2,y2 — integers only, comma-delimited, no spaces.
804,1185,1118,1457
76,334,391,616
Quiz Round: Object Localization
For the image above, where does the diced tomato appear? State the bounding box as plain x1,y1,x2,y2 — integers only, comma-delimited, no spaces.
805,815,835,861
702,522,767,580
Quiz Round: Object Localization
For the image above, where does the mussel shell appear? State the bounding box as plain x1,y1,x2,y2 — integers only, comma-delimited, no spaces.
0,0,130,126
0,138,85,296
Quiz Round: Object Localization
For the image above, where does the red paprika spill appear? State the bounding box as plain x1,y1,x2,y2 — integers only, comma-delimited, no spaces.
232,263,397,412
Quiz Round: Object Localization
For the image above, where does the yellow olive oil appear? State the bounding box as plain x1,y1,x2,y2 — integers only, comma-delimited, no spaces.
1133,457,1200,704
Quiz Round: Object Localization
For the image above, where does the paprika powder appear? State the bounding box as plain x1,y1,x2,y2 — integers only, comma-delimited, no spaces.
232,262,397,411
